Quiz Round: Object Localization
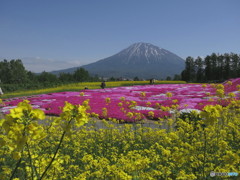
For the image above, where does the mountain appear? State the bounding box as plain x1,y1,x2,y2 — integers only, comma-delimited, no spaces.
51,42,185,79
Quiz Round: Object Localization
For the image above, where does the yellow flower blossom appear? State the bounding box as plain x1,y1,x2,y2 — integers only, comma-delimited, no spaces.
105,97,111,104
228,92,236,98
80,92,84,96
127,112,134,118
148,111,154,118
140,92,146,97
118,102,123,107
146,101,151,106
166,92,172,98
216,89,224,98
200,105,222,125
226,81,232,86
120,97,126,101
172,99,178,103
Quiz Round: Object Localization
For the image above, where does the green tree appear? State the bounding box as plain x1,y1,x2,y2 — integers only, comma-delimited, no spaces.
0,59,28,84
27,71,38,83
73,68,90,82
0,59,11,83
195,56,204,82
182,56,196,82
133,76,139,81
216,55,224,81
108,77,116,81
59,72,74,82
173,74,181,81
9,59,28,83
166,76,172,81
210,53,218,80
204,55,213,81
230,53,239,78
223,53,231,80
89,74,100,82
38,71,58,83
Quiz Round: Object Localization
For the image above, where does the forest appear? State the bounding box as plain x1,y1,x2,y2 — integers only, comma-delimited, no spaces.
0,59,100,92
181,53,240,82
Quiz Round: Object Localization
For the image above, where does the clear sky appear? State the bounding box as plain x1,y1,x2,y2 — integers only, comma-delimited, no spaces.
0,0,239,72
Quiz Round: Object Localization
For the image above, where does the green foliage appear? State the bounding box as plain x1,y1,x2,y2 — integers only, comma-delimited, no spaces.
181,56,196,82
133,76,139,81
38,71,59,83
181,53,240,82
173,74,181,81
166,76,172,81
59,72,74,82
73,68,90,82
108,77,116,81
0,59,28,84
0,60,101,93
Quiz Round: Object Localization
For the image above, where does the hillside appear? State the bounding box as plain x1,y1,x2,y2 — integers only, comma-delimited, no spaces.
51,42,185,79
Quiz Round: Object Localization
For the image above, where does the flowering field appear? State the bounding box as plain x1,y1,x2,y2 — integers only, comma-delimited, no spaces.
0,79,240,179
1,78,240,122
2,80,186,99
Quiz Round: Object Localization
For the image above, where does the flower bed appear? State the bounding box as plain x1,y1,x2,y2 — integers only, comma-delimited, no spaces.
1,78,240,122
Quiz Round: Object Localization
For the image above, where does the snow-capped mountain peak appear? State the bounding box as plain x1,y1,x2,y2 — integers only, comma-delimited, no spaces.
52,42,185,79
116,42,174,64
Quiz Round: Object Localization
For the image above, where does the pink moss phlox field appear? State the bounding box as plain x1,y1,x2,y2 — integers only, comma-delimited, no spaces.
1,78,240,122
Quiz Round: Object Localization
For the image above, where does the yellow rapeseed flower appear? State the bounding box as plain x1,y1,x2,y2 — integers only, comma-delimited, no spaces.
227,81,232,86
140,92,146,97
148,111,154,118
216,84,224,89
118,102,123,107
172,99,178,103
228,92,236,98
127,112,134,118
166,92,172,98
120,97,126,101
80,92,84,96
200,105,223,125
146,102,151,106
216,89,224,98
105,97,111,104
31,109,45,120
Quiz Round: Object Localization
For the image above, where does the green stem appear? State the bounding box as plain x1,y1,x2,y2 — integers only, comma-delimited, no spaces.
26,142,40,179
39,118,73,180
9,157,22,180
202,129,207,178
10,126,27,180
39,130,66,180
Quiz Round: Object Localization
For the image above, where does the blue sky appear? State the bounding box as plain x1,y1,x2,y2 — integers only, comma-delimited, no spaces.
0,0,239,72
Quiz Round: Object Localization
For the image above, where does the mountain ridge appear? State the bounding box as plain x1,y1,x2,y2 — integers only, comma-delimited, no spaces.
51,42,185,79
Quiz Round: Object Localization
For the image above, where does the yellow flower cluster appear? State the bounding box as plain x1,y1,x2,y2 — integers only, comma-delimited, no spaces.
215,84,225,98
140,91,146,98
0,100,89,179
102,107,108,117
166,92,173,98
0,99,240,179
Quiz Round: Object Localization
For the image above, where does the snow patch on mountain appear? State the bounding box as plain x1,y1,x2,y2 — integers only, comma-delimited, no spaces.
117,42,172,64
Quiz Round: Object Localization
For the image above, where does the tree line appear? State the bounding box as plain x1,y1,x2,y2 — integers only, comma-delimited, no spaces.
0,59,100,92
1,53,239,92
181,53,240,82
